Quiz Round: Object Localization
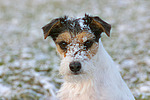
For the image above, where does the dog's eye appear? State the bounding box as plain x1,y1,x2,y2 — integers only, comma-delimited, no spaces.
83,40,94,49
58,41,68,50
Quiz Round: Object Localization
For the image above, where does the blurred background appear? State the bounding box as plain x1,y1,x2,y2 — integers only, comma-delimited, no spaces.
0,0,150,100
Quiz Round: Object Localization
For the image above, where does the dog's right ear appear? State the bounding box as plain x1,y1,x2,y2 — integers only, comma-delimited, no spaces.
42,18,61,39
83,14,111,39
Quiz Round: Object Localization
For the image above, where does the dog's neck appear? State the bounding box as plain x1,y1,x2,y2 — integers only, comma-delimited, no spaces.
57,40,134,100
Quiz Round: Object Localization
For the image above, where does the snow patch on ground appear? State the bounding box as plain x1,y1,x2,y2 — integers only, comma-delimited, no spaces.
0,84,11,97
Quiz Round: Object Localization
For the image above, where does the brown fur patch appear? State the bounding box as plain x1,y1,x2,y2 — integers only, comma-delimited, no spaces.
86,43,98,59
55,32,72,43
55,32,72,57
75,32,98,59
76,32,95,43
56,44,65,57
55,31,98,58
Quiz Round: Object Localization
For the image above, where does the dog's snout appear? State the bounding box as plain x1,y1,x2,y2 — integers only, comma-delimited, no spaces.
69,61,81,73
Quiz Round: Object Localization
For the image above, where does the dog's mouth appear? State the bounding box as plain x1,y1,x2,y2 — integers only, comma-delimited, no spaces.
66,70,84,76
64,71,89,82
71,71,81,75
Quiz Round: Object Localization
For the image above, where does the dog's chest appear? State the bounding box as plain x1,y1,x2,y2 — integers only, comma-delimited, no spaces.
57,76,134,100
57,80,101,100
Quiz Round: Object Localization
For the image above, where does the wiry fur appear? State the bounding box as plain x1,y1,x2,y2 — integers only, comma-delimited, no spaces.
42,14,135,100
57,39,135,100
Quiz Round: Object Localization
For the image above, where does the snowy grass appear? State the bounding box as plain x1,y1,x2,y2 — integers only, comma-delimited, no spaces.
0,0,150,99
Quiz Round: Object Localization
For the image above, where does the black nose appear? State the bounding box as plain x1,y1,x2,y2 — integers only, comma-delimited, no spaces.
69,61,81,73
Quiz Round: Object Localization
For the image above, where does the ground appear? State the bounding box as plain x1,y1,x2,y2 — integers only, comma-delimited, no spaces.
0,0,150,100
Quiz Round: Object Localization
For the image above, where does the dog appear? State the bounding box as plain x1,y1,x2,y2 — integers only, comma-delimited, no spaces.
42,14,135,100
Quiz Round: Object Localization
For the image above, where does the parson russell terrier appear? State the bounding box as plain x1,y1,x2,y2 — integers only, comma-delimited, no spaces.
42,14,135,100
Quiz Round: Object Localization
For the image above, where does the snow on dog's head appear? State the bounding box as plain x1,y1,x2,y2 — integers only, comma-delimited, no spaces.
42,14,111,82
59,36,98,82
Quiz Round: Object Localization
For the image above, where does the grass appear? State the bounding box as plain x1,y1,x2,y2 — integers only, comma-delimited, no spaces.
0,0,150,99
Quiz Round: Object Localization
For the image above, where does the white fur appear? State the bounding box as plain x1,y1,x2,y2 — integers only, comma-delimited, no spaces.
56,39,135,100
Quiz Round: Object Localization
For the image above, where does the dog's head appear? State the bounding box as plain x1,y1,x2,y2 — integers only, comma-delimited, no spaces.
42,14,111,82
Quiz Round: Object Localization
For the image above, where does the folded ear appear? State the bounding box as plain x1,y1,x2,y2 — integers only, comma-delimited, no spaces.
83,14,111,37
42,18,61,39
92,16,111,37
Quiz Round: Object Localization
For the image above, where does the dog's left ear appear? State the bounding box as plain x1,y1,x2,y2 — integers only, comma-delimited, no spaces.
42,18,61,39
83,14,111,37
